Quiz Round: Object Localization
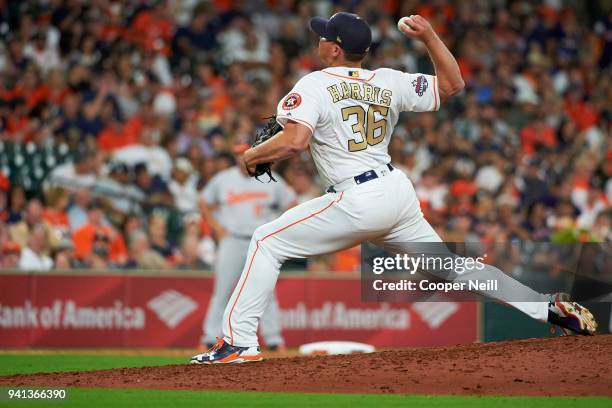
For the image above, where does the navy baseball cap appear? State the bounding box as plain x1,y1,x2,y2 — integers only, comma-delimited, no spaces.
309,12,372,55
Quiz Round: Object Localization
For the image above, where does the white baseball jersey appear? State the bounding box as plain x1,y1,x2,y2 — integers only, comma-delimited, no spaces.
276,66,439,186
215,66,550,351
201,167,296,236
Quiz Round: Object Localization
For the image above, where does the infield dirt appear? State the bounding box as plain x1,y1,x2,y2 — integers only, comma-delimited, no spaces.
1,334,610,396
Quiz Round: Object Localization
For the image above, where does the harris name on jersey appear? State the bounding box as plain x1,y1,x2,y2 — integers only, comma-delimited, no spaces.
326,80,392,106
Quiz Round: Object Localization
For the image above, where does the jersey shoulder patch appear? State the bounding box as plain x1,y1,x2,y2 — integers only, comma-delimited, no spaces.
412,75,428,97
281,93,302,110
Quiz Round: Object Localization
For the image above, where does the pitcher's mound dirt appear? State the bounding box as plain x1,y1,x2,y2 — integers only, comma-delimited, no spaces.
2,335,611,396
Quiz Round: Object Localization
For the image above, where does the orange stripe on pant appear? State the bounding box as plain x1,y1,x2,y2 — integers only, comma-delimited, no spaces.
227,192,345,345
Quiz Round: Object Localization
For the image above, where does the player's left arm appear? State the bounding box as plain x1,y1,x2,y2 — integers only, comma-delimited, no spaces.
242,121,311,173
398,15,464,100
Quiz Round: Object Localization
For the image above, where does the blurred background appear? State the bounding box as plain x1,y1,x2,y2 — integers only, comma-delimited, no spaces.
0,0,610,347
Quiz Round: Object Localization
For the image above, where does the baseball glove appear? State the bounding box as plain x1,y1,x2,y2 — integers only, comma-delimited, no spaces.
248,116,283,182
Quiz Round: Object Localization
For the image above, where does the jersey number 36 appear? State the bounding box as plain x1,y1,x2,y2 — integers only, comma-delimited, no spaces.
341,105,389,152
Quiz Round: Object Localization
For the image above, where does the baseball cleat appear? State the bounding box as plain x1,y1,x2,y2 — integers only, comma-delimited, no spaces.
190,338,263,364
547,293,597,335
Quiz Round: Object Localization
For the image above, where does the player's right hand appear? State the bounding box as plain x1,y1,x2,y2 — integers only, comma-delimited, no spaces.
398,15,436,44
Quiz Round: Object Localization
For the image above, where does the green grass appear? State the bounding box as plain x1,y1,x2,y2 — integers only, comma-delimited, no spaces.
0,355,609,407
0,389,609,408
0,355,185,376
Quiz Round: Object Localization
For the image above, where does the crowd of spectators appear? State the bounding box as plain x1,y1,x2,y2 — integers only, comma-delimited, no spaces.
0,0,610,272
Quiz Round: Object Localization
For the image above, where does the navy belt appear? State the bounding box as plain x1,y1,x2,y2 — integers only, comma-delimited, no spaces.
326,163,394,193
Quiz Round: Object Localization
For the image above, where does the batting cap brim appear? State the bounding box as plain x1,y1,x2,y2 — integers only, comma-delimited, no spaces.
309,17,329,38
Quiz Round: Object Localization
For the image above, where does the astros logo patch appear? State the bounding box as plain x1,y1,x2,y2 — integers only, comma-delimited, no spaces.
412,75,428,97
282,93,302,110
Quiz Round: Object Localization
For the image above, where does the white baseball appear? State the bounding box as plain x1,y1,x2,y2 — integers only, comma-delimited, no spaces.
397,16,413,31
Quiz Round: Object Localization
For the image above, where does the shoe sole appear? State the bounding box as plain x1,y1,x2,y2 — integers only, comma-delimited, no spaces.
190,356,264,365
557,301,598,335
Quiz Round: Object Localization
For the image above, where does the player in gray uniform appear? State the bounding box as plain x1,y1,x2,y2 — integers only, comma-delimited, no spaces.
199,143,296,349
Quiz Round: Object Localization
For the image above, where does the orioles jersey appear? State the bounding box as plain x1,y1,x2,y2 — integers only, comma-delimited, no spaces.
276,66,439,187
201,167,296,236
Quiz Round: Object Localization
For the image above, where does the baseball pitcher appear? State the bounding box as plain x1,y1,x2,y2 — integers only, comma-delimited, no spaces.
199,142,296,350
192,13,597,364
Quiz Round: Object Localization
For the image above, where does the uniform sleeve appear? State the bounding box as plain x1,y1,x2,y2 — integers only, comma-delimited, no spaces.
276,76,321,134
200,175,219,205
393,70,440,113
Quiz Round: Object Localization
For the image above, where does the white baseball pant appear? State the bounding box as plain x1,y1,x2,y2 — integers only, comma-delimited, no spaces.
203,236,283,347
222,168,549,347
